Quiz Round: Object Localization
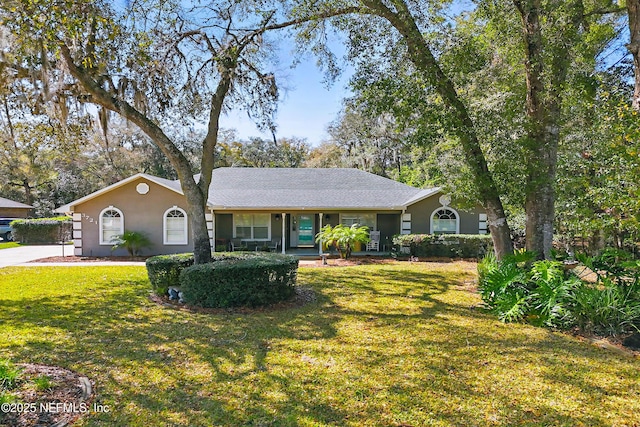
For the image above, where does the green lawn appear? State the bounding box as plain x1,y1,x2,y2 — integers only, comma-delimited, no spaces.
0,262,638,426
0,242,20,250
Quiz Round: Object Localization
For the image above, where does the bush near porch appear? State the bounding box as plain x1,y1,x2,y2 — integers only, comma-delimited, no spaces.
393,233,493,258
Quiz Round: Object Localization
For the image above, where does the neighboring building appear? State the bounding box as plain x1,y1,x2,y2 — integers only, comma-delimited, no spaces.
55,168,487,257
0,196,33,218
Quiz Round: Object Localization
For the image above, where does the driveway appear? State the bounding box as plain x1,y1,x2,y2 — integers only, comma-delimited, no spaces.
0,245,74,268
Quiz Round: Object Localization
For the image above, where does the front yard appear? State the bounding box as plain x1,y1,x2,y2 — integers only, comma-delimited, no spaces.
0,262,638,426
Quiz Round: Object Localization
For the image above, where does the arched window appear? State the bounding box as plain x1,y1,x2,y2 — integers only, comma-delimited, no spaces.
100,207,123,244
164,207,188,245
430,208,459,234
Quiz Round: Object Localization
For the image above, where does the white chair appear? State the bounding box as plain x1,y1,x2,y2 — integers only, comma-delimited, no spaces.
366,231,380,251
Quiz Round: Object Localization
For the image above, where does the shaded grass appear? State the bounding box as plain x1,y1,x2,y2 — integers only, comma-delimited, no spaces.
0,262,638,426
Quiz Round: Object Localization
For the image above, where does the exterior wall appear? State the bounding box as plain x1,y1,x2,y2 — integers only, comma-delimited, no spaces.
73,178,192,257
215,210,400,251
0,208,31,218
377,213,401,249
406,196,484,235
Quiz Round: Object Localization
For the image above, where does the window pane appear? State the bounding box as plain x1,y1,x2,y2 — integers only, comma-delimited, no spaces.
235,214,252,227
433,208,457,234
236,226,251,239
165,209,187,244
102,210,122,243
254,227,268,239
253,214,270,227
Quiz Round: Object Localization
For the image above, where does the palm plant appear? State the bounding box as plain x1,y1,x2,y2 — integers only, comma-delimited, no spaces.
111,230,153,256
315,224,370,259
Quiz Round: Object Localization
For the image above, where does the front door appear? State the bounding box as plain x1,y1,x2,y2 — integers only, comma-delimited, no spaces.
295,214,315,247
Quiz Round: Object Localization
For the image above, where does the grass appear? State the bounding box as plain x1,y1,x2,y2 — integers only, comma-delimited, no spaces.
0,262,638,426
0,242,20,250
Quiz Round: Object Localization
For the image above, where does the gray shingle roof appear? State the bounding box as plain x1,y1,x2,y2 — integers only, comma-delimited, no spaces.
0,196,33,209
207,168,438,209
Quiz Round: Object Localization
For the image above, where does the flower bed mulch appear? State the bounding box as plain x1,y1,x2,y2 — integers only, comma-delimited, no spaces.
0,364,93,427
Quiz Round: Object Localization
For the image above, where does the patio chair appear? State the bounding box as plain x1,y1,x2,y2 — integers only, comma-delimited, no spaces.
268,238,280,252
230,238,243,251
366,231,381,252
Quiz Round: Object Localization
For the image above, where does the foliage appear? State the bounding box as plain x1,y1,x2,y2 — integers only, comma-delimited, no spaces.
33,375,54,392
315,224,370,259
1,264,639,425
10,216,72,244
145,253,195,296
393,234,493,258
216,136,311,168
110,230,153,257
0,359,22,390
571,278,640,336
179,253,299,308
479,249,640,335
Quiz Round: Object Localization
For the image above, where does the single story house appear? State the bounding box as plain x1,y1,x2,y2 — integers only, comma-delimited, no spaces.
55,167,488,257
0,196,33,218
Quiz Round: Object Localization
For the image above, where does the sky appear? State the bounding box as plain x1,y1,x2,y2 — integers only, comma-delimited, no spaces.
218,46,353,147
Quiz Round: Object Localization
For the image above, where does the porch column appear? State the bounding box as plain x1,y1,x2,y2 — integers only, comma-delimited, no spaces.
281,213,287,254
318,212,324,255
211,210,216,252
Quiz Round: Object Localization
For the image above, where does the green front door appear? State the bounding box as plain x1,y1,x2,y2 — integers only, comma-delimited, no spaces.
297,215,315,247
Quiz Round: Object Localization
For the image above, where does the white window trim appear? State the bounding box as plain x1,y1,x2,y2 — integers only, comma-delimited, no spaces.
339,213,377,230
163,206,189,245
233,213,271,241
430,207,460,234
99,206,124,245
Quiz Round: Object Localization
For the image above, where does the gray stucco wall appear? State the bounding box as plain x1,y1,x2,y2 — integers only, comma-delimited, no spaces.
406,195,484,235
74,178,193,257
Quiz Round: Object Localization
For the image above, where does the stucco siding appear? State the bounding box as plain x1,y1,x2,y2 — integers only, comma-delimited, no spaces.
74,178,192,256
406,196,483,235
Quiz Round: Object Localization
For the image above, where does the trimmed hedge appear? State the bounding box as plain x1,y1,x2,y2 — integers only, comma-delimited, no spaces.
10,216,72,244
180,253,299,308
393,234,493,258
146,253,195,296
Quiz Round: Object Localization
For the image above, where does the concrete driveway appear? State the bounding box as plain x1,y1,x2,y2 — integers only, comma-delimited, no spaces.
0,245,73,268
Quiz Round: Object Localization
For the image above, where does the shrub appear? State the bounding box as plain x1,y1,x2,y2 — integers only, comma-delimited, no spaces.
393,234,493,258
10,216,72,244
146,253,195,296
0,359,22,390
316,224,370,259
571,278,640,336
180,253,299,308
111,230,153,256
479,248,640,335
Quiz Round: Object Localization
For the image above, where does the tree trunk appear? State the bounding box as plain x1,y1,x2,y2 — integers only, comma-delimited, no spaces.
362,0,514,258
628,0,640,110
514,0,575,259
58,43,213,263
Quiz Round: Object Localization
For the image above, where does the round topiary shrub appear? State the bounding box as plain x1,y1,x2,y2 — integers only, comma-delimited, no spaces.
146,253,195,296
179,253,299,308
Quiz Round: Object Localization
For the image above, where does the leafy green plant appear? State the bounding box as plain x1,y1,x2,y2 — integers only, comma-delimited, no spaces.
111,230,153,256
315,224,369,259
180,253,299,308
146,253,195,296
33,375,54,392
10,216,72,244
0,359,22,390
571,277,640,336
394,234,493,258
479,252,578,329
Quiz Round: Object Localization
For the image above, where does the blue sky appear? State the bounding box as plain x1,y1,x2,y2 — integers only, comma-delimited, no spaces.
219,46,352,147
